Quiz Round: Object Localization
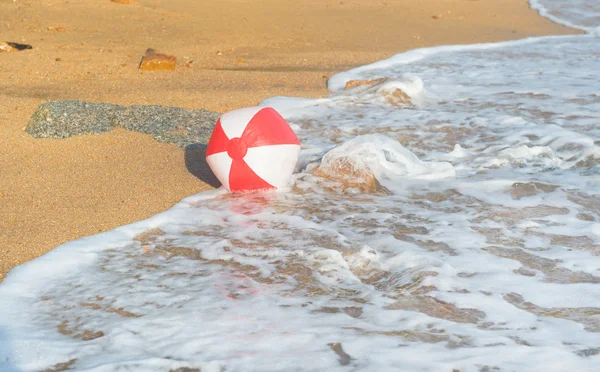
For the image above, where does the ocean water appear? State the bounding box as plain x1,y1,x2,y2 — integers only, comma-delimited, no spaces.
1,1,599,371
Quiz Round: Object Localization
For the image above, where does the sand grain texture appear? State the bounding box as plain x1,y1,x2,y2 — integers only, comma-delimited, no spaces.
0,0,578,280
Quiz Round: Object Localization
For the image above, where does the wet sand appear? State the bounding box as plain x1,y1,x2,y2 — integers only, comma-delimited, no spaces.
0,0,579,281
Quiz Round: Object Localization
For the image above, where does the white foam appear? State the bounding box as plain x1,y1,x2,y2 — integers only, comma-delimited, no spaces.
530,0,600,34
318,134,455,184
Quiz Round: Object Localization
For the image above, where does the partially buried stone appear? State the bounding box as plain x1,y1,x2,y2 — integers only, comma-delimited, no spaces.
26,100,220,147
139,48,176,71
0,42,12,52
26,101,124,139
0,41,33,53
111,0,133,4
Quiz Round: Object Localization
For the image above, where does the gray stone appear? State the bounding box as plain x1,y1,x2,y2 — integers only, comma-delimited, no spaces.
26,100,220,147
26,100,124,139
114,105,220,148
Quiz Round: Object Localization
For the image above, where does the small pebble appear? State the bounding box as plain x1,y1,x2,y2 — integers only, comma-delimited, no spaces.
139,48,177,71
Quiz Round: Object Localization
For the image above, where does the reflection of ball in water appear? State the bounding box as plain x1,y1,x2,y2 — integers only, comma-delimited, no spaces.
206,106,301,192
228,192,275,216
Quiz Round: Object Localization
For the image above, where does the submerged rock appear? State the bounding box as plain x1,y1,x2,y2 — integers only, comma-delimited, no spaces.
343,78,386,90
381,87,412,105
339,76,423,106
313,157,381,193
26,100,220,147
312,134,455,193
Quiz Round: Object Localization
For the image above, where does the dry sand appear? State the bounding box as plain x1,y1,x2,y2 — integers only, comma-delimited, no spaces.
0,0,578,281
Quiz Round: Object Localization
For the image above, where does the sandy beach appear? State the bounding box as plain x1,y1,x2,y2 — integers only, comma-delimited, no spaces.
0,0,578,281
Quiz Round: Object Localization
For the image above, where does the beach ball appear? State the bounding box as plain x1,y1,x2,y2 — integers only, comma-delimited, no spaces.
206,106,301,192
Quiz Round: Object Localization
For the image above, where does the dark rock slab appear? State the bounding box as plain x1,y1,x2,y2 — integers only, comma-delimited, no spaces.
114,105,219,147
26,100,220,147
26,100,124,139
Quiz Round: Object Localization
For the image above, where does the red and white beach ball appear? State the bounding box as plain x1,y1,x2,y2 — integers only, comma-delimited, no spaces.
206,106,301,192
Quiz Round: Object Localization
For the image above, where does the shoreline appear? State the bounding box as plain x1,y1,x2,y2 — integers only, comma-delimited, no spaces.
0,0,580,281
